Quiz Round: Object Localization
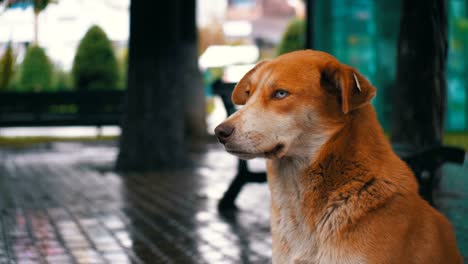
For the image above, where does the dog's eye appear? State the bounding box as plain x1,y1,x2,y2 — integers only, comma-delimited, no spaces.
273,89,289,99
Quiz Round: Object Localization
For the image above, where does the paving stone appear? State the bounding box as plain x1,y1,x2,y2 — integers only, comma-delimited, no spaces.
72,248,104,263
0,142,466,263
45,254,73,263
100,215,125,230
103,252,131,263
37,241,66,256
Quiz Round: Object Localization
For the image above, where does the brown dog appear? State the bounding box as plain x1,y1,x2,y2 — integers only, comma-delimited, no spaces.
215,50,462,263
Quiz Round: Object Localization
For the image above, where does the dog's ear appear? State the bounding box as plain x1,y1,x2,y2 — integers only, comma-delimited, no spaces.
321,63,376,114
232,60,269,105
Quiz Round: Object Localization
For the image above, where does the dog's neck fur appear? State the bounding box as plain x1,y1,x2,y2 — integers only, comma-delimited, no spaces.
267,105,418,262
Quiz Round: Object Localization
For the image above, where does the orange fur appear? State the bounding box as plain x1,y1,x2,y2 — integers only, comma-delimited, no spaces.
218,50,463,263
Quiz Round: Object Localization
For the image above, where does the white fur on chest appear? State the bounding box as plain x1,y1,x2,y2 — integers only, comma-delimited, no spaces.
267,159,365,264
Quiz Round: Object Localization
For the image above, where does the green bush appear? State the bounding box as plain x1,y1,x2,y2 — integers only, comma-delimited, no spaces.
0,43,15,91
276,19,306,56
19,45,53,92
52,68,72,91
72,25,119,90
8,64,21,91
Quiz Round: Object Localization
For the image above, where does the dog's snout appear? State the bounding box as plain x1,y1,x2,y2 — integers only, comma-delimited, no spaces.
214,123,235,144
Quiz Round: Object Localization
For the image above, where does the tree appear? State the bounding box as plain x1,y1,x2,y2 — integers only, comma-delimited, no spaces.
0,42,15,91
276,19,305,56
19,45,53,92
116,0,206,171
72,25,119,90
0,0,55,43
31,0,52,43
392,0,448,150
52,67,72,91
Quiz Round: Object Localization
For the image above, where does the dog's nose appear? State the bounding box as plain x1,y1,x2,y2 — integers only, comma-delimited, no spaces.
214,123,235,144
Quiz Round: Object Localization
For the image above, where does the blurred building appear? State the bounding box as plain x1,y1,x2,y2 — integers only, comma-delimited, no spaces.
198,0,299,47
226,0,297,45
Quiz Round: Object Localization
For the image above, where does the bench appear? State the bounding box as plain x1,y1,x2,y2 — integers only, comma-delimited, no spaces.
0,91,124,127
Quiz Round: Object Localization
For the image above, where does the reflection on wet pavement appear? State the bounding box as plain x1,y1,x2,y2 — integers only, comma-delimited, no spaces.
0,142,467,263
0,142,272,263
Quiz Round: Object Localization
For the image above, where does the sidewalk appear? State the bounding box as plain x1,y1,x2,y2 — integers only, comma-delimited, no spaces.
0,141,466,263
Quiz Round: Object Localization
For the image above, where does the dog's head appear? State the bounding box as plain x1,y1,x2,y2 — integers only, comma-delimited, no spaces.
214,50,376,160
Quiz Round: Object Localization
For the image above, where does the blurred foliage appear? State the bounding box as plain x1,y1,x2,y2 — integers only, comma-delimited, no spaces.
444,133,468,150
202,68,223,114
276,18,305,56
198,21,225,55
0,43,15,91
32,0,55,13
117,48,128,90
207,67,223,81
52,67,72,91
19,45,53,92
72,25,119,90
206,97,215,114
8,64,22,91
1,0,56,12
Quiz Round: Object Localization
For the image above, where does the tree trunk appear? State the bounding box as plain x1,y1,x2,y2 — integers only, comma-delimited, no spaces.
180,0,206,139
392,0,448,151
117,0,202,171
305,0,314,49
33,10,39,44
465,2,468,131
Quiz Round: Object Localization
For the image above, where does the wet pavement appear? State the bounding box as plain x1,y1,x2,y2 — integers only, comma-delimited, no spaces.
0,141,466,263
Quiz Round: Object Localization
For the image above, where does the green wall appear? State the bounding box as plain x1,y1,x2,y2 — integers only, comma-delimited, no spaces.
313,0,466,131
